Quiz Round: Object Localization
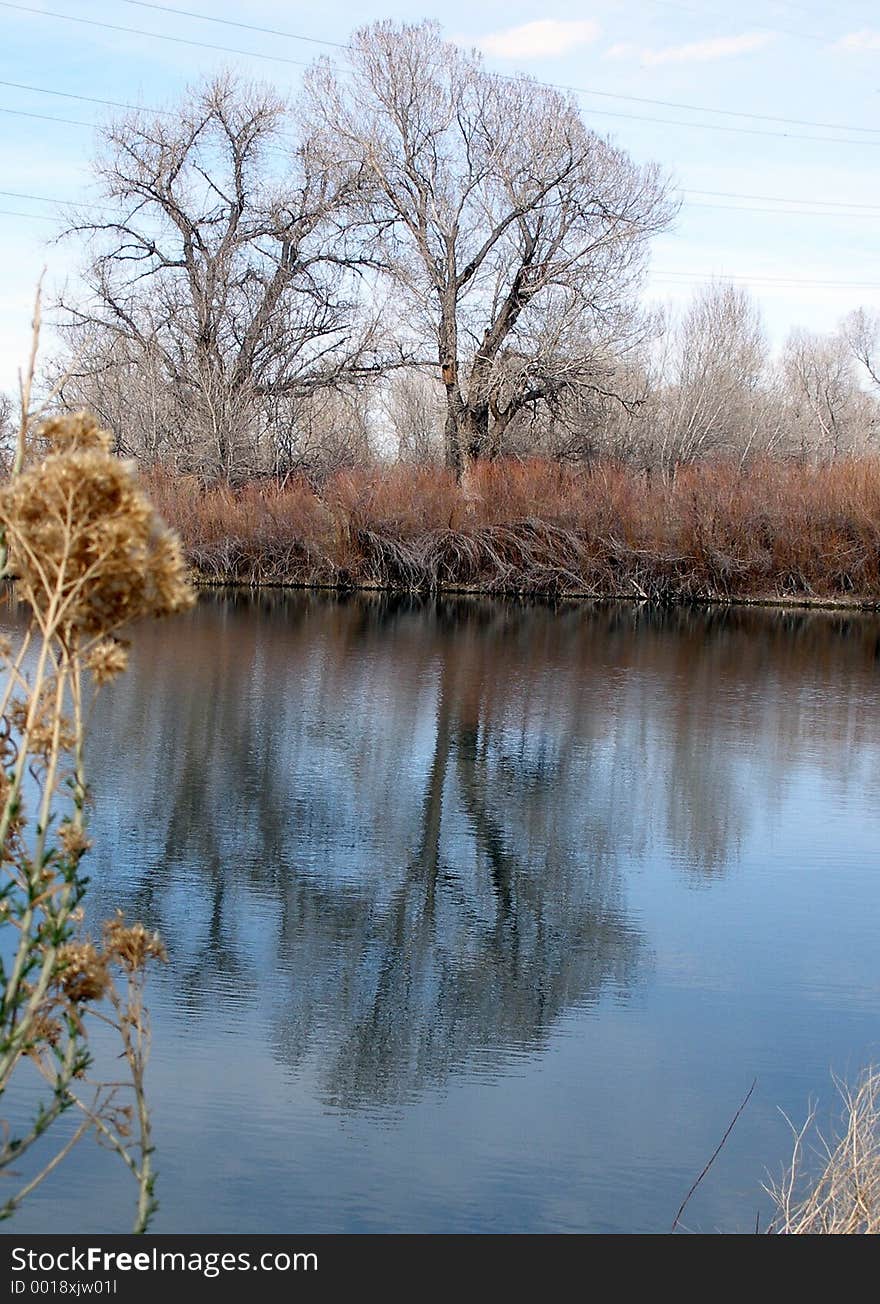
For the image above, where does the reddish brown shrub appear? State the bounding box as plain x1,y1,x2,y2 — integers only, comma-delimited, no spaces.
140,458,880,603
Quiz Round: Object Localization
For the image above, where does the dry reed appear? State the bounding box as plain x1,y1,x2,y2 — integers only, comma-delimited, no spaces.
768,1068,880,1234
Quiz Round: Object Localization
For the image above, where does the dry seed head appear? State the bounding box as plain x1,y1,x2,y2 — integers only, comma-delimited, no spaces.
0,421,195,637
103,911,167,971
58,822,92,859
56,940,110,1003
40,411,113,455
9,690,76,758
84,639,129,686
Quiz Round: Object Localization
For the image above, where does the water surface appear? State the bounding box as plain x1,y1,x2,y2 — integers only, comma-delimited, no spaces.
5,594,880,1233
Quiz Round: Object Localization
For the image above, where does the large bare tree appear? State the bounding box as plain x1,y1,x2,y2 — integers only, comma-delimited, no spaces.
58,75,387,479
303,20,674,474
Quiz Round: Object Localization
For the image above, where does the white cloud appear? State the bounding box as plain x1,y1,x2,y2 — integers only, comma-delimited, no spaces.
475,19,600,60
605,32,774,67
834,31,880,52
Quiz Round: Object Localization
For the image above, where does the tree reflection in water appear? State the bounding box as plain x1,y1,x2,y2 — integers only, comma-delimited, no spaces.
79,593,880,1108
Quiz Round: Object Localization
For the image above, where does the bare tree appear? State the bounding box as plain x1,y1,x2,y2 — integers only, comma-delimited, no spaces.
383,371,445,464
272,386,374,480
58,75,388,480
782,326,878,460
303,20,673,475
0,392,14,471
842,307,880,393
649,284,782,475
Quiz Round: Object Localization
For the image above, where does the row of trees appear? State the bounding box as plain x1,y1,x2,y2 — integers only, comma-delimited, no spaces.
386,291,880,473
35,20,880,481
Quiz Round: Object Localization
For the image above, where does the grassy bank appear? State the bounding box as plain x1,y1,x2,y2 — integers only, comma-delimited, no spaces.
144,457,880,605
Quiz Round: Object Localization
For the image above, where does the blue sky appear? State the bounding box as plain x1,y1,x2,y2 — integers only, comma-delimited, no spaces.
2,1,880,391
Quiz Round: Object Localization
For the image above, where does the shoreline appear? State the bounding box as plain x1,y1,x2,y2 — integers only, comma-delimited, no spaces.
191,575,880,614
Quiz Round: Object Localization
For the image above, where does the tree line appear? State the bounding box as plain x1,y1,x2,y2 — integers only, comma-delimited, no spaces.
21,20,880,482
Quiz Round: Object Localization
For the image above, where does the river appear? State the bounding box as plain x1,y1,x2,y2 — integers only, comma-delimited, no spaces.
6,593,880,1233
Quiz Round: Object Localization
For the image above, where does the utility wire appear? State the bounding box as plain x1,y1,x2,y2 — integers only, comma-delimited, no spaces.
2,200,876,288
119,0,880,135
0,2,315,67
4,1,880,140
653,270,880,287
0,77,175,116
110,0,880,136
7,80,880,214
560,83,880,136
0,208,56,222
0,188,105,209
0,106,92,127
685,200,880,218
684,187,880,211
5,184,879,224
120,0,832,56
118,0,347,48
576,106,880,147
2,203,877,289
1,81,877,149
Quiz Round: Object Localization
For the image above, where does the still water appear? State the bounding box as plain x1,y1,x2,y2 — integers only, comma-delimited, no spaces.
6,593,880,1233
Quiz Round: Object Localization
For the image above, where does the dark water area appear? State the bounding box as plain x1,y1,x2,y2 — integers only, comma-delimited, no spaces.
4,593,880,1233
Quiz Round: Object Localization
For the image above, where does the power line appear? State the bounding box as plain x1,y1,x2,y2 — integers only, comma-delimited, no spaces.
5,184,879,226
106,2,880,137
120,1,880,137
122,0,832,57
582,105,880,146
0,207,56,222
0,188,104,209
0,78,174,116
7,75,878,150
652,270,880,288
3,177,880,227
4,1,880,142
684,187,880,211
558,83,880,137
2,198,878,287
0,106,92,127
0,2,315,67
685,200,880,218
119,0,346,49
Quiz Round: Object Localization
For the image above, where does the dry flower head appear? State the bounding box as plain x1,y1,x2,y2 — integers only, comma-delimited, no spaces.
58,823,92,859
0,412,194,639
9,690,76,758
56,940,110,1003
103,912,167,972
40,411,113,456
84,640,129,686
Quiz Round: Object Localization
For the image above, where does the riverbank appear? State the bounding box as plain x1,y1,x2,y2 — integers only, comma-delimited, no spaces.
144,457,880,605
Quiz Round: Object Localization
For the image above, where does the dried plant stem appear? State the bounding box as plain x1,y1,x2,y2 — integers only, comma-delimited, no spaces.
0,302,192,1232
2,1119,91,1219
671,1078,756,1232
768,1068,880,1234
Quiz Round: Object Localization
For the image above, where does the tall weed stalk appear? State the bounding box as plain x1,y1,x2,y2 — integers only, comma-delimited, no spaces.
0,293,193,1230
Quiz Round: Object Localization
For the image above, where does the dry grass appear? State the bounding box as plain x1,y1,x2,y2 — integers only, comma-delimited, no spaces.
142,456,880,602
768,1068,880,1234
